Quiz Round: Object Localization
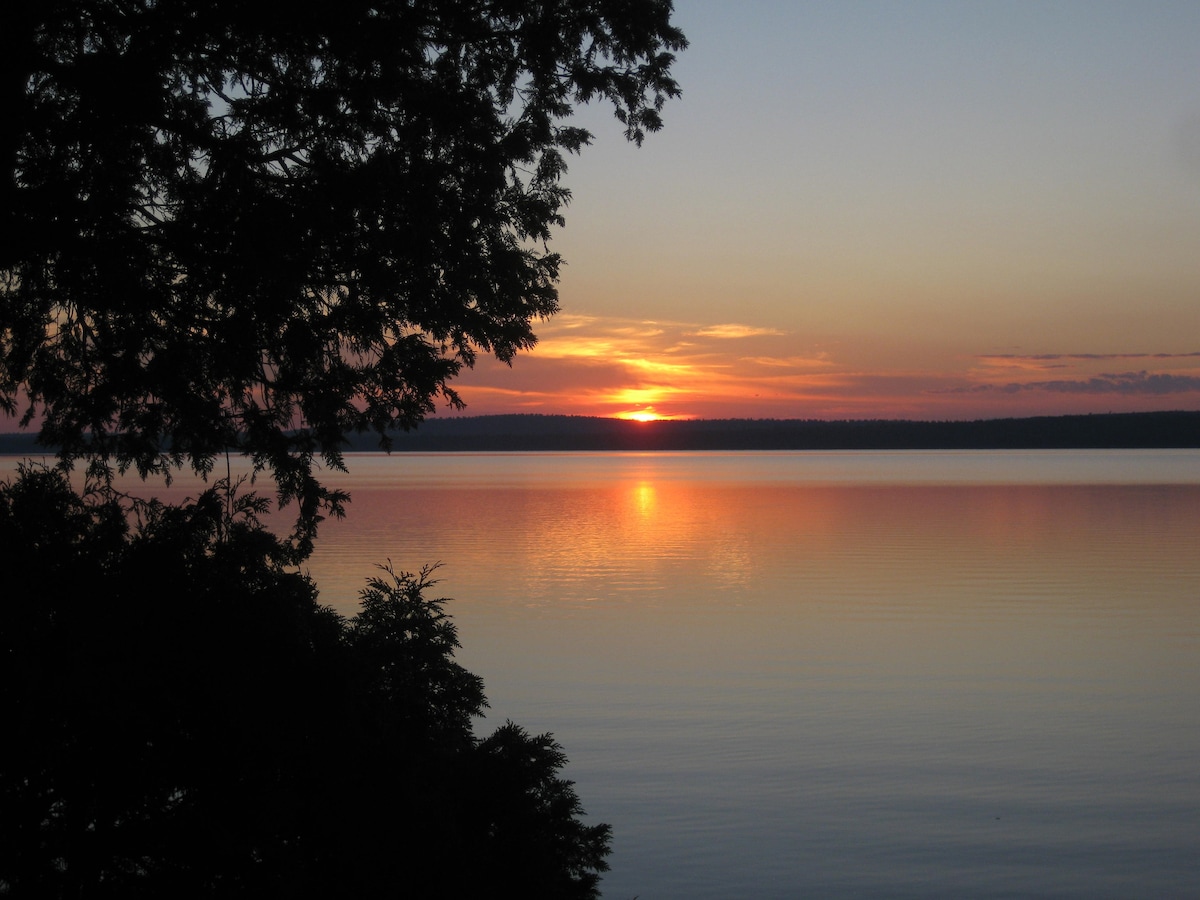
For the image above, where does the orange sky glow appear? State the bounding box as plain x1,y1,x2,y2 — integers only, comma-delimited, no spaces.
449,314,1200,421
436,2,1200,422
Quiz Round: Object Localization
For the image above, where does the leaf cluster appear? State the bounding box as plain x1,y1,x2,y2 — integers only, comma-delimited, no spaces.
0,466,612,898
1,0,686,539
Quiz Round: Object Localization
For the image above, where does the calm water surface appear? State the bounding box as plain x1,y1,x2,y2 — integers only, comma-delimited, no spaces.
10,450,1199,897
298,451,1200,899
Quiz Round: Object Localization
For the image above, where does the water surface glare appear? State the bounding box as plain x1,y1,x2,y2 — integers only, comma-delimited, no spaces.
297,452,1200,899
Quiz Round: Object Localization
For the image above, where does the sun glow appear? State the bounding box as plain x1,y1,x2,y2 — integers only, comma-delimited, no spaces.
616,407,671,422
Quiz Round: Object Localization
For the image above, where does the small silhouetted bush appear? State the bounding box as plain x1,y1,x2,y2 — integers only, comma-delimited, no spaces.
0,467,609,898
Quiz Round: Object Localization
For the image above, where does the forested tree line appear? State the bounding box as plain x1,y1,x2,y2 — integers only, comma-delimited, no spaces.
0,2,685,895
331,411,1200,451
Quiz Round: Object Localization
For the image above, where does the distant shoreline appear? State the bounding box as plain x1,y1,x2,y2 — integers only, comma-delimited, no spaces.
3,411,1199,455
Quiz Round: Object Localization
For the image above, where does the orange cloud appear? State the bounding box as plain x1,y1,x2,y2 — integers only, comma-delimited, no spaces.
741,354,835,370
445,316,1200,421
688,324,787,339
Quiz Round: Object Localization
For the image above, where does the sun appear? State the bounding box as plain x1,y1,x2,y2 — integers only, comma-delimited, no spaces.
615,407,670,423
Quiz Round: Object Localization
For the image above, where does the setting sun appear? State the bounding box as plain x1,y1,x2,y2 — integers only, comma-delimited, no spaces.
616,408,670,423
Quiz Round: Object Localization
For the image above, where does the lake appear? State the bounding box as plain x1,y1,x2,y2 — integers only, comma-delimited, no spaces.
8,449,1199,897
297,450,1200,899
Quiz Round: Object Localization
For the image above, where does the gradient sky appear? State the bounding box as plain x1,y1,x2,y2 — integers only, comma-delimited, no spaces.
452,0,1200,421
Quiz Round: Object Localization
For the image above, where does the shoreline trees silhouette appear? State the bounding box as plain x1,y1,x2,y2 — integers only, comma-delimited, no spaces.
0,2,685,895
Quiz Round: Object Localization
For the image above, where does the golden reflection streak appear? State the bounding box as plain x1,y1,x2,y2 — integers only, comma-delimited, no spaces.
631,481,656,519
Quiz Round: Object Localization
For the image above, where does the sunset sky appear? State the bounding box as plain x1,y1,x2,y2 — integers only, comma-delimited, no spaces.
453,0,1200,422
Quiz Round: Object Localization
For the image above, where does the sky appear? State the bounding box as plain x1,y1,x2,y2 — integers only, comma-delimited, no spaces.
451,0,1200,421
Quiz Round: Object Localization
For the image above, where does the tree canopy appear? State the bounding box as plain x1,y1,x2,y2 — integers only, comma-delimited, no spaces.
1,0,685,535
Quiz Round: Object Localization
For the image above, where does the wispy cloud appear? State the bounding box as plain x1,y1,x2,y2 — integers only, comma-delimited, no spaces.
960,350,1200,398
977,351,1200,372
943,371,1200,396
981,352,1200,361
452,314,833,417
742,354,834,369
689,324,787,339
451,323,1200,420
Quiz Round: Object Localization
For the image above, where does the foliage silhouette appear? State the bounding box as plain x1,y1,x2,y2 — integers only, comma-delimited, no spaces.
2,0,686,544
0,465,611,898
2,4,686,893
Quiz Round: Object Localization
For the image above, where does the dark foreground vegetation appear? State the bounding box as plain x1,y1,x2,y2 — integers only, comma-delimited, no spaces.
0,466,610,897
2,0,688,895
338,410,1200,452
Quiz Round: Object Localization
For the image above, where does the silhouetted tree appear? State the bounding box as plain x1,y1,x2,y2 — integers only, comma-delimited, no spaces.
1,5,683,893
1,0,685,543
0,466,611,898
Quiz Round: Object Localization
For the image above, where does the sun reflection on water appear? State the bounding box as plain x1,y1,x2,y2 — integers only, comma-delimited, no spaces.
631,481,657,520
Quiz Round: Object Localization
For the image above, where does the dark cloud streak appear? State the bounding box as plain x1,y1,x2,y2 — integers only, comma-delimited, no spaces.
982,352,1200,362
941,371,1200,396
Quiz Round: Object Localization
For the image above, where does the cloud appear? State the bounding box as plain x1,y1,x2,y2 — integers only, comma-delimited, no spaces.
444,313,843,417
742,354,834,369
454,315,1200,421
978,351,1200,366
1035,372,1200,395
941,371,1200,395
530,315,797,379
689,324,787,339
624,357,708,378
